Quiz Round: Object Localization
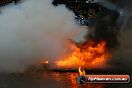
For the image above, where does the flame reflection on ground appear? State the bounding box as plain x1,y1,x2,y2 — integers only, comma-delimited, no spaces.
43,72,104,88
0,72,130,88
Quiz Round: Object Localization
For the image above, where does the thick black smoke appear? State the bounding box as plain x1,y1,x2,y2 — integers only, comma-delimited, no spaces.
52,0,132,72
52,0,121,50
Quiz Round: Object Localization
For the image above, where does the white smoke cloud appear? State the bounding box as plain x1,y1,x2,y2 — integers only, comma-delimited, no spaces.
0,0,85,72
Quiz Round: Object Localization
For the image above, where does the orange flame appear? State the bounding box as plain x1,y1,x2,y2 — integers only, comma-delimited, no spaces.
56,41,111,69
78,66,85,75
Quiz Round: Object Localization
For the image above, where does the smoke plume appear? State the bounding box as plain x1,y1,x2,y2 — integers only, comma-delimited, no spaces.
108,0,132,72
0,0,85,72
52,0,132,72
52,0,121,50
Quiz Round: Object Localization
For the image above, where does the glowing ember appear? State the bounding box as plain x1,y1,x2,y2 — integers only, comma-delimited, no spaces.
41,60,49,64
55,41,111,69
